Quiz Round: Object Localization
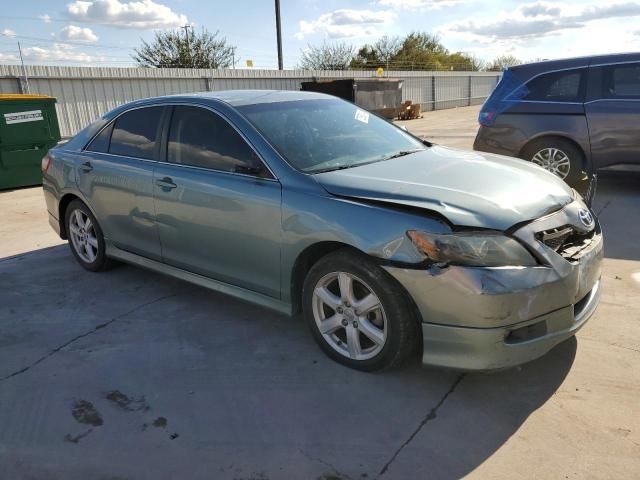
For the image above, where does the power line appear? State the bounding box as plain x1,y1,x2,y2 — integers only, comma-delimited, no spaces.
0,32,132,51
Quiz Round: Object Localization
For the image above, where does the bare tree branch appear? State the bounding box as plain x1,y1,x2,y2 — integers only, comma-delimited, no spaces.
133,28,235,69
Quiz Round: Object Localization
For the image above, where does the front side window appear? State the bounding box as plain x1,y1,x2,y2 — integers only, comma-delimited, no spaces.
167,106,266,176
237,98,425,173
603,63,640,98
514,69,585,102
109,106,164,160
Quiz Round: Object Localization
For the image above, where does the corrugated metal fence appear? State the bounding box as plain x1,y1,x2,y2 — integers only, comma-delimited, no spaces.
0,65,499,138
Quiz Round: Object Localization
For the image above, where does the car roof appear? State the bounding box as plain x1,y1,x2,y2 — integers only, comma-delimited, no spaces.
508,52,640,77
165,89,332,107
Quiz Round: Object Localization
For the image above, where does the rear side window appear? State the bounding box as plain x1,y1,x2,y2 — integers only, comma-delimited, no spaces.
603,63,640,98
167,106,266,175
109,106,164,160
518,69,585,102
86,123,113,153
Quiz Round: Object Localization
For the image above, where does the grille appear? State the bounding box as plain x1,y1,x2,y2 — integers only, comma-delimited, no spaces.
537,226,596,261
537,227,573,251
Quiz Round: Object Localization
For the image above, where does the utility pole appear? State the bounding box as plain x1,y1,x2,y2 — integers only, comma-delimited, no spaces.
181,24,193,68
274,0,283,70
17,41,30,94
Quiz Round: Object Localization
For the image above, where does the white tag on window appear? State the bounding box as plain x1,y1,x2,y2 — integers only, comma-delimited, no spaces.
354,109,369,124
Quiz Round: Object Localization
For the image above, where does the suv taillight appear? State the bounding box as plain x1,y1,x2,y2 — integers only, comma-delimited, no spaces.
478,111,497,127
41,154,52,173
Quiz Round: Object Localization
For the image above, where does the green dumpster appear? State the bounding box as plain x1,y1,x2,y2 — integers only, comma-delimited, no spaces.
0,94,61,190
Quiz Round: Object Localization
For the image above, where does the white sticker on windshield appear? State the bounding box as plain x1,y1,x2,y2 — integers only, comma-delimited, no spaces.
354,109,369,124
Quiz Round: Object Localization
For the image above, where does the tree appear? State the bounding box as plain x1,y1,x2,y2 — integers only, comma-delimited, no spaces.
133,28,235,69
487,54,523,72
351,32,476,71
457,53,487,72
392,32,449,69
351,35,402,69
299,42,355,70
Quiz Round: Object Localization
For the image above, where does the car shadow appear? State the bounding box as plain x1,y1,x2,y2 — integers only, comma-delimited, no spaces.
594,167,640,262
386,338,577,479
0,231,577,480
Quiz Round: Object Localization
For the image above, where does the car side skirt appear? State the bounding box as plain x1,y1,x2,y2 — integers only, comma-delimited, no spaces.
106,242,293,316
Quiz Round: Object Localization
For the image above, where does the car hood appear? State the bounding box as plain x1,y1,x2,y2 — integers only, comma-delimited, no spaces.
313,145,574,231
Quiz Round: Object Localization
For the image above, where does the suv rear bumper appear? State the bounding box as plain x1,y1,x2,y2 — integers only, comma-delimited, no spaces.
473,125,520,157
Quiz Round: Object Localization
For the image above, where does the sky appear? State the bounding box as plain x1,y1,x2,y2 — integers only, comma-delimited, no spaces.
1,0,640,69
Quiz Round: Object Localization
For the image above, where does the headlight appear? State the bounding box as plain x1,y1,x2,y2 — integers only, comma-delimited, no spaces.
407,230,537,267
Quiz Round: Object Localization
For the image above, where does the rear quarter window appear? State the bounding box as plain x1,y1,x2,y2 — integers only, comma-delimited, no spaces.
511,69,586,103
85,123,113,153
603,63,640,98
109,106,164,160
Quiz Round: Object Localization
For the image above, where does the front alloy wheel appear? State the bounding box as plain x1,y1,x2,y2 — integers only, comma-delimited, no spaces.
302,249,420,371
312,272,387,361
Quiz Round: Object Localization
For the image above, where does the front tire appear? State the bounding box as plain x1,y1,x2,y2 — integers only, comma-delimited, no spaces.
302,249,420,371
65,200,112,272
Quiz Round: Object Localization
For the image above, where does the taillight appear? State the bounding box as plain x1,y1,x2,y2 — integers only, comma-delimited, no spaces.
41,154,52,173
478,111,497,127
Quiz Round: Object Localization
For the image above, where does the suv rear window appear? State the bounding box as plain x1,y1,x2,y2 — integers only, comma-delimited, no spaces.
109,106,164,160
518,69,584,102
603,63,640,98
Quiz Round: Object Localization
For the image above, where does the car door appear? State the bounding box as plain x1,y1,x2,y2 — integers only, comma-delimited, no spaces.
586,62,640,167
77,105,167,260
153,105,282,298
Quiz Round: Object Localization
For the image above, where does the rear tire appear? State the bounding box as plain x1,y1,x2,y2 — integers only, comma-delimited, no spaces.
302,249,421,371
521,137,585,186
64,200,112,272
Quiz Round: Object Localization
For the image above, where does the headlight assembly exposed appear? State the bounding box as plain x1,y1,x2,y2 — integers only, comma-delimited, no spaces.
407,230,537,267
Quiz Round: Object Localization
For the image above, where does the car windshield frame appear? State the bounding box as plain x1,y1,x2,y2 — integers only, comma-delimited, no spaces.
236,98,428,174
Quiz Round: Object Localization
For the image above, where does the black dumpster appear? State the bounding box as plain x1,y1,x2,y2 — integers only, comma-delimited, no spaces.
300,78,403,119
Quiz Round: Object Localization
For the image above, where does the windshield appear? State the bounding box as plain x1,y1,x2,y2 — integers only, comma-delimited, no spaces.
237,98,426,173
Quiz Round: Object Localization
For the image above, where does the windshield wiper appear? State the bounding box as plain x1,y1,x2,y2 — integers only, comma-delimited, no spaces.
310,148,425,174
383,148,424,161
311,164,355,174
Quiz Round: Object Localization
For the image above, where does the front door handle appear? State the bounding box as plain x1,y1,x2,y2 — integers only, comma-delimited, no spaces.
80,161,93,173
156,177,177,190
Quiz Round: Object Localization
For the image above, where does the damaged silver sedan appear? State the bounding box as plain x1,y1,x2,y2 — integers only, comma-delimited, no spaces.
43,90,603,371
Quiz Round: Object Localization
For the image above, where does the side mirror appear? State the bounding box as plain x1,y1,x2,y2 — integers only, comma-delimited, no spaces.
235,164,272,179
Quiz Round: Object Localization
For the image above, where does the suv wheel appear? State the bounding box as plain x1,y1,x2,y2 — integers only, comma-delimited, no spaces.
521,138,585,185
302,249,420,371
65,200,112,272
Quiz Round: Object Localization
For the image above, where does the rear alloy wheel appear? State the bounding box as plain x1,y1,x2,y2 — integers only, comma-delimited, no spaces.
303,249,420,371
531,147,571,179
65,200,112,272
521,138,584,186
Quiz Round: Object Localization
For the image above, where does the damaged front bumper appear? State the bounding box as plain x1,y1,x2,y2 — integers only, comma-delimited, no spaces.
383,199,603,370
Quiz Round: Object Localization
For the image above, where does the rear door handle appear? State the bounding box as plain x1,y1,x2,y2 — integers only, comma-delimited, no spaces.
80,161,93,173
155,177,177,190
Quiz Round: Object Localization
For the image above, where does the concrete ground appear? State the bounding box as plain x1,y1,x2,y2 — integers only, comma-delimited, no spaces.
0,106,639,480
396,105,482,149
